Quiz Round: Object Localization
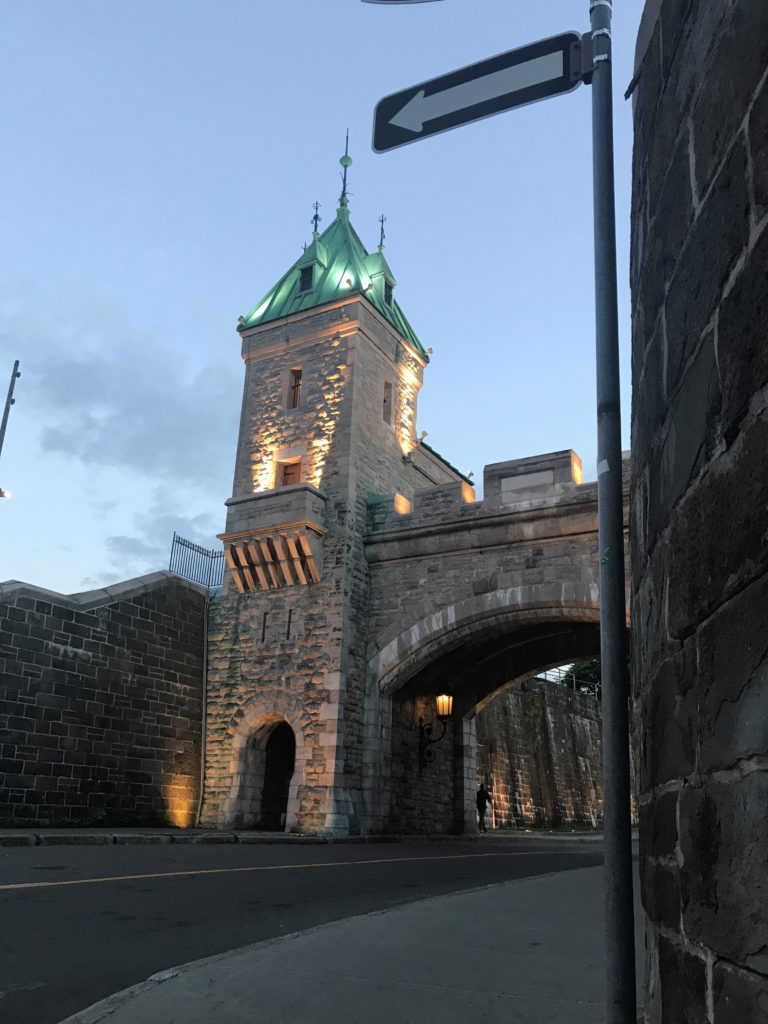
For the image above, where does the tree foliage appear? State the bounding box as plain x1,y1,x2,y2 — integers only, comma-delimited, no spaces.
562,658,601,697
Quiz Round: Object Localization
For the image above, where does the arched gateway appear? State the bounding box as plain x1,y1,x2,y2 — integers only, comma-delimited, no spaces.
198,180,629,835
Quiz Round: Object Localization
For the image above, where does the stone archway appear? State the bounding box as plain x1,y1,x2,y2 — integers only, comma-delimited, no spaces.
369,583,603,697
259,721,296,830
361,583,621,834
222,697,308,831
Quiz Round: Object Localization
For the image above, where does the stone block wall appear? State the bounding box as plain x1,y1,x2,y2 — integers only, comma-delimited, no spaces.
476,681,602,829
632,2,768,1018
0,573,206,827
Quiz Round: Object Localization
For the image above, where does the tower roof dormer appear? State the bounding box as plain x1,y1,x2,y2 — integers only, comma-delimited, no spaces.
238,167,426,357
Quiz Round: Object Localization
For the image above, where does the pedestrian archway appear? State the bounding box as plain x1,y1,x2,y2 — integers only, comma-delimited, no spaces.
223,711,301,831
260,721,296,830
361,583,623,835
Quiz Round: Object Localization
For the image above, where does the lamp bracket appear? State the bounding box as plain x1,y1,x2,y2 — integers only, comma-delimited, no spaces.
418,716,448,772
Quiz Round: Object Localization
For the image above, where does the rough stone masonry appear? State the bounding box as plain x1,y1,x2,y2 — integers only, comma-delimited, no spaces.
198,194,629,837
632,2,768,1020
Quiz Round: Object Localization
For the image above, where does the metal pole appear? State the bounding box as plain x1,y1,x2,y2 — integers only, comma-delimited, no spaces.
589,1,636,1021
0,360,21,462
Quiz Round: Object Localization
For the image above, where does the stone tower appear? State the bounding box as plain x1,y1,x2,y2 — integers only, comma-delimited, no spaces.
200,173,468,834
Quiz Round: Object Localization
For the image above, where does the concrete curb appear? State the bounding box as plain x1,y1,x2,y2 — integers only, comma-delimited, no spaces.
0,829,609,848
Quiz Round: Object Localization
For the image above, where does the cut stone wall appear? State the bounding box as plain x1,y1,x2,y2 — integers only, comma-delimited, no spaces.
476,681,602,829
0,573,206,827
632,2,768,1018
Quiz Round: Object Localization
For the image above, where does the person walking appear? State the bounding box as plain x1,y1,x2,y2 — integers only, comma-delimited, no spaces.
476,782,491,832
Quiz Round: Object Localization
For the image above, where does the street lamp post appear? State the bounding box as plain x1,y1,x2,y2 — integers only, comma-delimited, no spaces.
0,359,21,498
0,360,21,463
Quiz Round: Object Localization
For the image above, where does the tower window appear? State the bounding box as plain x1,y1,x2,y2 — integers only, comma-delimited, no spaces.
288,368,302,409
299,266,314,292
384,281,393,306
383,381,393,425
280,461,302,487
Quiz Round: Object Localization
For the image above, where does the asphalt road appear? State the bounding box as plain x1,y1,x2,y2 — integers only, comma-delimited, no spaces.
0,837,603,1024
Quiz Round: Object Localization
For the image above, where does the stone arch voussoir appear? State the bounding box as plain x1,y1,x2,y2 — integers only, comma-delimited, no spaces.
223,691,311,831
368,582,606,697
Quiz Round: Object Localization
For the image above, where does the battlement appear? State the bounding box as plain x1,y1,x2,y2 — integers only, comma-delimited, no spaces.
366,449,630,535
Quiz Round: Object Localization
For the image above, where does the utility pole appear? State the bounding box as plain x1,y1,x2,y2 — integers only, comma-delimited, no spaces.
368,0,636,1017
589,1,636,1020
0,360,21,463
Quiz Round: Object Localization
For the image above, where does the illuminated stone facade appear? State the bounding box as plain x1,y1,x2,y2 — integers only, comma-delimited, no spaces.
200,286,463,833
199,203,626,835
0,206,621,836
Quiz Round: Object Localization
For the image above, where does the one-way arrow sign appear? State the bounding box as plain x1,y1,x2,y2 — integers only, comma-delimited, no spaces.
373,32,584,153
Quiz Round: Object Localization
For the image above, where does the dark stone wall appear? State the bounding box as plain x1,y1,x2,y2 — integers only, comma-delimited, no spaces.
476,682,602,829
0,574,206,827
632,2,768,1018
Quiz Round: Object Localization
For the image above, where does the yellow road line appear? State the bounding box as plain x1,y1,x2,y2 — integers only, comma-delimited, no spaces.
0,851,547,893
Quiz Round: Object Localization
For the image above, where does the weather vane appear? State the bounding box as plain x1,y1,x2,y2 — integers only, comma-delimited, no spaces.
339,129,352,205
379,214,387,248
312,201,322,234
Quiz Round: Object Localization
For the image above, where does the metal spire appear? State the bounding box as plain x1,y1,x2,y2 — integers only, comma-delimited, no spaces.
339,130,352,207
311,201,322,234
378,214,387,249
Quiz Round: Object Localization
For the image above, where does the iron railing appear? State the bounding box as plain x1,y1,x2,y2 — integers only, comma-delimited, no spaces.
531,666,601,700
169,532,225,589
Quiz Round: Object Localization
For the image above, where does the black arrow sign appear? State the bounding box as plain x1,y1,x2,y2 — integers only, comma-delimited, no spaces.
373,32,584,153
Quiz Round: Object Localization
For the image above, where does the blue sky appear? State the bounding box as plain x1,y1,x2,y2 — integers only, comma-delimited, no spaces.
1,0,645,594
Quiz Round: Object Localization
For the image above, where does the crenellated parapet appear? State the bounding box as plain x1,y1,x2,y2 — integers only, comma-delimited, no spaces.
366,449,629,538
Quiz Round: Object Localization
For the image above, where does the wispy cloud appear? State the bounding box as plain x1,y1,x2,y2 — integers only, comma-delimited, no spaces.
82,485,221,587
2,299,241,589
17,316,241,486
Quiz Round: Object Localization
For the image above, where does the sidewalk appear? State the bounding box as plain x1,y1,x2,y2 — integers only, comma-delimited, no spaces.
58,865,645,1024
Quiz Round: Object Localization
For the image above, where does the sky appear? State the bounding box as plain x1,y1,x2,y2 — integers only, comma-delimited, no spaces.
1,0,646,595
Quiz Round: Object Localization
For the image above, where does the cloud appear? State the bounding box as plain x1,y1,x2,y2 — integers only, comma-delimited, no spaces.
90,498,119,516
0,297,241,590
82,485,221,588
3,303,241,489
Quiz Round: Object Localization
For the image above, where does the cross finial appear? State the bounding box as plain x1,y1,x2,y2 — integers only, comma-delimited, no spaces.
339,129,352,207
311,201,322,234
378,214,387,249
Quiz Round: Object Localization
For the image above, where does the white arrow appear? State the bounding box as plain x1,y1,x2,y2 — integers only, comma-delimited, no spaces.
390,50,564,133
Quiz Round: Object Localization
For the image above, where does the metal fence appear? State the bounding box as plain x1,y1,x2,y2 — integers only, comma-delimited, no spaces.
531,666,601,700
168,532,225,589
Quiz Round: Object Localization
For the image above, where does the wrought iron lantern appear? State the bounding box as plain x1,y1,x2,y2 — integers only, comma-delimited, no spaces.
418,691,454,770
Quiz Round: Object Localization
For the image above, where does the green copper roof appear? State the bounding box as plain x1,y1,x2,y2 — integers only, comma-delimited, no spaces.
239,204,426,357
